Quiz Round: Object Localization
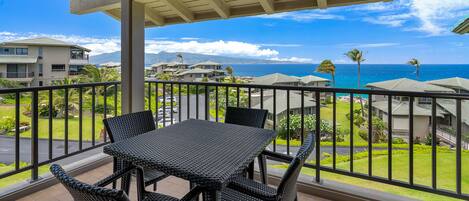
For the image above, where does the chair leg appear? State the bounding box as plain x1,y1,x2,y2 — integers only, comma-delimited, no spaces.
257,155,268,184
190,182,200,201
112,157,117,189
248,161,254,180
153,182,157,191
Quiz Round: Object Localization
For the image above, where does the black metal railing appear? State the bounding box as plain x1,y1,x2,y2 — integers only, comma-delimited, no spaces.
146,80,469,200
0,82,119,183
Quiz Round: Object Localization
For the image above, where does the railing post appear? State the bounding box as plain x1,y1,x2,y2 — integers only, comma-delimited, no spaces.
31,89,39,181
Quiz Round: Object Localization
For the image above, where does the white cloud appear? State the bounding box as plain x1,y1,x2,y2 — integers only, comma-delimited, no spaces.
257,10,344,22
339,42,400,48
363,13,412,27
270,57,313,63
180,37,200,40
0,32,309,61
409,0,469,35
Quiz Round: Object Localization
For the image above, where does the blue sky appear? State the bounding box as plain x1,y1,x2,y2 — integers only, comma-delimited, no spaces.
0,0,468,64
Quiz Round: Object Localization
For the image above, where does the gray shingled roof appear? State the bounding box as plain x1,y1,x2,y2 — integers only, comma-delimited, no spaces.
177,68,214,76
1,37,90,51
366,78,454,93
437,99,469,125
253,90,316,115
427,77,469,92
372,100,445,117
252,73,300,85
453,17,469,34
300,75,330,84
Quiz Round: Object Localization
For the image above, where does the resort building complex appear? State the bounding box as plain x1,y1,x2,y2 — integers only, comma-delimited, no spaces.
367,77,469,148
0,37,90,86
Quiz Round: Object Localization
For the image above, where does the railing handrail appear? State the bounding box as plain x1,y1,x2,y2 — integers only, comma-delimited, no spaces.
147,80,469,99
0,81,120,93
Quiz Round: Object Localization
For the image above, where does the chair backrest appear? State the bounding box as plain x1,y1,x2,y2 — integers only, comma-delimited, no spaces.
224,107,268,128
103,110,156,143
276,133,315,201
50,164,130,201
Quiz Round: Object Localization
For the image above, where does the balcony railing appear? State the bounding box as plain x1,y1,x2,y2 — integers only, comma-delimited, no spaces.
0,80,468,200
0,82,119,183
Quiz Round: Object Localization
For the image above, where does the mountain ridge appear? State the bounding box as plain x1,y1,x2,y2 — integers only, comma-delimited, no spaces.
90,51,299,66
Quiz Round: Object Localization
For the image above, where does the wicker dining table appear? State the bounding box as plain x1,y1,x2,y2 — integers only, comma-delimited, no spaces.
103,119,277,201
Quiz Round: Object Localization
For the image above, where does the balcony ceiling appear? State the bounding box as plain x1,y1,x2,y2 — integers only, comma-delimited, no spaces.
71,0,391,27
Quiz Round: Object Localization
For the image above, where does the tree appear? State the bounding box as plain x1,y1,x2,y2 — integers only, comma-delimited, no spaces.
42,78,80,118
407,58,421,80
345,49,365,89
225,66,236,83
80,64,119,95
177,53,184,64
346,49,366,116
316,60,336,87
0,78,21,89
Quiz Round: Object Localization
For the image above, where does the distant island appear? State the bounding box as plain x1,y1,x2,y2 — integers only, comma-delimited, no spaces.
90,51,301,66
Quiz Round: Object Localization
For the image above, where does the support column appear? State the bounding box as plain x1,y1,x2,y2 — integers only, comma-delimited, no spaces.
121,0,145,114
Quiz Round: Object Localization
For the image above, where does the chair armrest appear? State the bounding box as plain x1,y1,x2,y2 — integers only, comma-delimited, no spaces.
180,186,204,201
261,150,293,163
94,165,136,187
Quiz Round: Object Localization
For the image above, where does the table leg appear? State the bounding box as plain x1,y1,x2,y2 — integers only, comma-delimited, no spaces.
203,190,221,201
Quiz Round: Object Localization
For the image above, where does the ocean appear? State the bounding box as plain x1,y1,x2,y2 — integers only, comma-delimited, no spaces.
229,64,469,89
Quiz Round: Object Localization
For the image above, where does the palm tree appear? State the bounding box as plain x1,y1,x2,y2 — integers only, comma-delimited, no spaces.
225,66,236,83
41,78,80,118
345,49,365,89
176,53,184,64
316,60,336,87
80,65,120,95
407,58,421,80
346,49,366,116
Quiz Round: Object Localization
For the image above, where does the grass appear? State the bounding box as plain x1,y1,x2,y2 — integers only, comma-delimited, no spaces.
272,149,469,201
0,105,105,141
0,162,50,188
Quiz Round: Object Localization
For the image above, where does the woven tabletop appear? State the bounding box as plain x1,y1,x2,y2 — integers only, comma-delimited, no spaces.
103,119,276,190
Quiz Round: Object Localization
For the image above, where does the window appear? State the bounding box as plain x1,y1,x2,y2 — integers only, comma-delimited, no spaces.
7,64,27,78
38,64,43,76
418,97,432,104
0,48,15,55
15,48,28,55
70,48,84,60
38,47,43,58
51,64,66,72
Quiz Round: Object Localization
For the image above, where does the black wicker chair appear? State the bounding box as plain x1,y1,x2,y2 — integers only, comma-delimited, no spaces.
50,164,203,201
224,107,269,183
103,110,168,191
222,133,316,201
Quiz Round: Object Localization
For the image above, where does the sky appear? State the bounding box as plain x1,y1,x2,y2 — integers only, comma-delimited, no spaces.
0,0,468,64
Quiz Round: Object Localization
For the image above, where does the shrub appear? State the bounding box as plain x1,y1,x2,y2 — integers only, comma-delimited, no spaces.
278,114,334,140
358,129,368,141
392,138,407,144
95,103,115,114
0,117,15,133
38,104,58,118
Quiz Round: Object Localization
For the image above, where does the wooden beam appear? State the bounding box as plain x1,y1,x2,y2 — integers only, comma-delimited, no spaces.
317,0,328,9
160,0,194,22
145,7,165,26
71,0,120,14
258,0,274,14
104,9,121,21
206,0,230,18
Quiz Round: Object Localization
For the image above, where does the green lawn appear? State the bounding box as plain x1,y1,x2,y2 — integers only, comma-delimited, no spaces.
1,105,105,141
273,149,469,201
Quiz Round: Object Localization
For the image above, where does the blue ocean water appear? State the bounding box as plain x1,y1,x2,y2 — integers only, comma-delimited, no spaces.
229,64,469,89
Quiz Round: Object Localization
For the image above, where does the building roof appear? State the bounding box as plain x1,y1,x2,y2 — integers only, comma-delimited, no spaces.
189,61,221,68
252,73,300,85
0,37,91,51
253,90,316,115
437,99,469,125
427,77,469,92
453,17,469,34
366,78,455,93
0,56,38,64
177,68,214,76
372,100,445,117
71,0,388,27
300,75,329,84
